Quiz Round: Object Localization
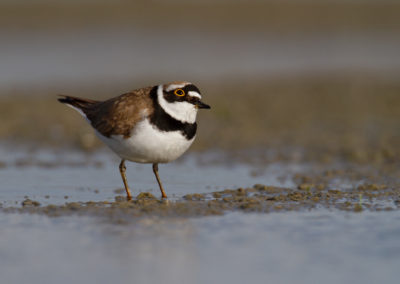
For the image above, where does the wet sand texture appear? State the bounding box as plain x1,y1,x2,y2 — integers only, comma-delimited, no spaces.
3,180,398,223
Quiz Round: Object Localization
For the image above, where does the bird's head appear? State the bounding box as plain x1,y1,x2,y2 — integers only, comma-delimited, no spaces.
157,81,210,124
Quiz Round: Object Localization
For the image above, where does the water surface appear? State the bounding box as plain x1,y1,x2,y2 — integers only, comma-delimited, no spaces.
1,211,399,284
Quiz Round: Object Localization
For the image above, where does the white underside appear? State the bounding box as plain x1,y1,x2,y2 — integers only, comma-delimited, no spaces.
96,118,195,163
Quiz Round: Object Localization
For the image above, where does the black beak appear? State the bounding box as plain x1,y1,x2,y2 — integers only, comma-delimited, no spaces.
196,100,211,109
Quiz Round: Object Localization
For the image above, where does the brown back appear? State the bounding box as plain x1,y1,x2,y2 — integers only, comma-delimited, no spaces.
59,86,155,138
85,86,154,138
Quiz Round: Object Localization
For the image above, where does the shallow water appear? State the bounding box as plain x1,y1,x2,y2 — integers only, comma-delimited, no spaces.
0,149,297,206
1,148,400,283
1,211,400,284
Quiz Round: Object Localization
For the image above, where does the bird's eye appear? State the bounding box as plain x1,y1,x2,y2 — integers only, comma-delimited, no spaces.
174,89,185,96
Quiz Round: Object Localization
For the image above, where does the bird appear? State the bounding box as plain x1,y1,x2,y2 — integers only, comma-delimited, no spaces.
58,81,210,200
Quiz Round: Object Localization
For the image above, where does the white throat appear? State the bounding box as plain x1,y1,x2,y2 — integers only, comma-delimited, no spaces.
157,85,198,124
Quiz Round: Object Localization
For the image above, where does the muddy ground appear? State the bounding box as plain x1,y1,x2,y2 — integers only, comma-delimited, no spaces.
1,157,399,222
3,182,398,221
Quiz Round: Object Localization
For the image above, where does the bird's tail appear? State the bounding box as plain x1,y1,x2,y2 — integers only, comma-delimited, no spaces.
58,95,99,116
58,95,98,109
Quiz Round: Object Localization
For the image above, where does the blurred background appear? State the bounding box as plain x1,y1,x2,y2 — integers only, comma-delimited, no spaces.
1,0,400,162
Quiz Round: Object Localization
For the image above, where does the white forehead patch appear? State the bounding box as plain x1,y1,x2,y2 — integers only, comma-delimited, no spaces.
188,91,201,99
165,83,189,92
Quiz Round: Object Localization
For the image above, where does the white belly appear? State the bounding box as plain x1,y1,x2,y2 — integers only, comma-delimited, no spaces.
96,119,195,163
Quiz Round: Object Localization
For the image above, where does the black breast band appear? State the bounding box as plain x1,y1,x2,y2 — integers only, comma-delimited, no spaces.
149,86,197,140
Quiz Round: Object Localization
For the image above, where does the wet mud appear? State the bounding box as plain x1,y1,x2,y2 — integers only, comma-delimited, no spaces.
1,146,399,223
3,178,399,223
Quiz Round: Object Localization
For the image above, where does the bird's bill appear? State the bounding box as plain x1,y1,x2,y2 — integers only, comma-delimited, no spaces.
195,101,211,109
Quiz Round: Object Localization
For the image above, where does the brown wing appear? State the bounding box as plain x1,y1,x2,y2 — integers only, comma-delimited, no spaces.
84,86,154,138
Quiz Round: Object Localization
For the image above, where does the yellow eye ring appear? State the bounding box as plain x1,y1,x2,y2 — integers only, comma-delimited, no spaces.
174,89,185,96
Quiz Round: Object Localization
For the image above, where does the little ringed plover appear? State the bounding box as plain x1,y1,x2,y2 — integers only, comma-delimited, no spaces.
58,81,210,200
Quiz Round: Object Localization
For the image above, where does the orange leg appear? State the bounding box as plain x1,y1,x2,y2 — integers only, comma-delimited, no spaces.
152,163,167,198
119,159,132,201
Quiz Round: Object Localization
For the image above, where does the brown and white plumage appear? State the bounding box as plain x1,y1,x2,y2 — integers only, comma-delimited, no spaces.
58,81,210,200
59,86,153,138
